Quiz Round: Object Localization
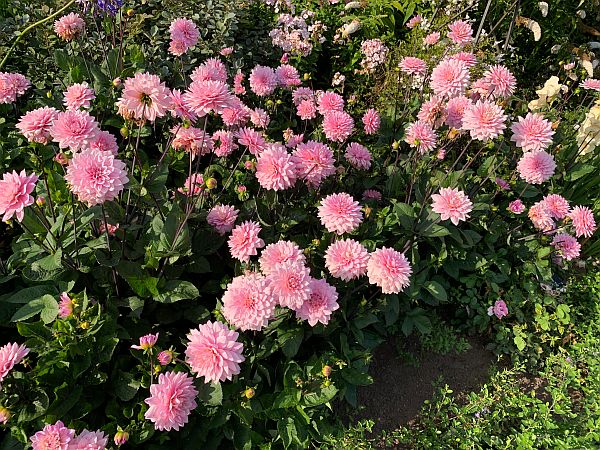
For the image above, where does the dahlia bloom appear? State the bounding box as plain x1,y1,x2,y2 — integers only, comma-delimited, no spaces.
542,194,570,219
30,421,75,450
250,108,270,129
487,300,508,319
64,148,128,206
207,204,239,235
131,333,159,350
430,59,470,99
323,111,354,142
54,13,85,41
448,20,473,46
399,57,427,77
222,272,276,331
405,121,437,153
249,65,278,96
406,14,422,28
516,150,556,184
236,127,267,156
68,430,108,450
177,174,204,197
363,189,382,201
431,187,473,225
292,87,315,106
256,144,297,190
318,192,363,235
528,201,554,231
448,51,478,69
170,89,197,122
233,72,246,95
292,140,336,187
345,142,372,170
50,110,99,151
157,350,173,366
424,32,440,46
294,278,339,326
185,321,245,383
552,233,581,261
89,130,119,155
482,65,516,98
259,240,306,275
118,72,172,122
317,91,345,115
0,170,38,222
325,238,370,281
0,72,30,104
169,18,199,56
228,221,265,263
63,82,95,110
581,78,600,91
0,407,8,424
461,100,507,141
495,177,511,190
510,113,554,152
267,260,312,309
508,199,525,214
58,292,74,319
212,130,238,157
297,99,317,120
172,126,213,157
220,47,234,56
275,64,301,87
568,206,597,238
445,96,471,129
144,371,198,431
367,247,412,294
0,343,29,385
191,58,228,83
183,80,232,117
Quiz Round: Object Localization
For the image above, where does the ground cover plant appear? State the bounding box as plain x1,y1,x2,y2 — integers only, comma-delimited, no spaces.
0,0,599,449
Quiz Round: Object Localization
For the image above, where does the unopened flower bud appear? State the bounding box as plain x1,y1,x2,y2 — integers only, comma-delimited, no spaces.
126,8,134,16
55,152,69,165
237,185,247,193
112,78,122,88
205,178,217,190
157,350,173,366
36,196,46,207
0,406,10,424
322,365,332,377
244,160,255,171
303,73,311,81
79,321,90,330
114,430,129,446
46,91,53,99
244,388,255,399
120,127,129,138
392,141,400,150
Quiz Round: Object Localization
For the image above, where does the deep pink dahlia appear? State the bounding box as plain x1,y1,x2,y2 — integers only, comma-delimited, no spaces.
276,64,301,87
510,113,554,152
318,192,363,235
169,18,199,56
256,144,297,190
212,130,238,157
325,238,370,281
292,140,336,187
177,173,204,197
228,220,264,263
293,278,339,326
516,150,556,184
144,371,198,431
487,300,508,319
236,127,267,156
222,272,276,331
0,72,30,104
461,100,507,141
508,199,525,214
431,187,473,225
367,247,412,294
297,99,317,120
0,170,38,222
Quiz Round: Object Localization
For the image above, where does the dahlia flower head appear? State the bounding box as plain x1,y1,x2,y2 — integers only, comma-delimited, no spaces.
177,173,204,197
487,299,508,319
0,170,38,222
317,91,345,115
424,32,441,46
461,100,507,141
144,371,198,431
191,58,228,83
292,140,336,187
220,99,251,127
323,110,354,142
259,240,306,276
183,80,233,118
510,112,554,152
363,189,382,201
418,96,447,127
292,87,315,106
318,192,363,235
430,59,470,99
445,95,471,129
64,148,128,206
542,194,570,220
552,233,581,261
294,278,339,326
325,238,370,281
256,144,297,190
170,89,197,122
50,110,100,151
30,421,75,450
0,342,29,385
399,57,427,77
207,204,239,235
236,127,267,156
581,78,600,91
54,12,85,41
131,332,159,350
0,72,30,104
276,64,302,87
528,201,554,232
228,220,265,263
169,18,199,56
250,108,271,129
185,321,245,384
431,187,473,225
482,65,517,98
508,199,526,214
68,430,109,450
212,130,238,157
406,14,422,28
58,292,74,319
367,247,412,294
405,121,437,153
447,52,478,69
267,260,312,309
447,20,473,46
516,150,556,184
249,65,278,96
63,82,95,110
118,72,172,122
233,71,246,95
297,99,317,120
172,126,213,156
568,206,597,238
345,142,372,170
222,272,276,331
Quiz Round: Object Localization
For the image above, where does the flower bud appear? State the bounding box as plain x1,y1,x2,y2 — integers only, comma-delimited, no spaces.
392,141,400,150
237,185,247,193
303,73,311,81
46,91,53,99
120,127,129,138
55,152,69,165
36,196,46,207
0,406,10,424
205,178,217,190
114,430,129,446
244,388,255,399
322,365,332,377
126,8,134,16
112,77,122,88
79,321,90,330
157,350,173,366
244,160,255,171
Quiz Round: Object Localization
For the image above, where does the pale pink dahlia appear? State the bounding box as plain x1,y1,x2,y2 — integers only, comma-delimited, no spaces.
406,15,422,28
482,65,516,98
462,100,507,141
0,72,30,104
581,78,600,91
318,192,363,235
207,204,239,235
508,199,525,214
317,91,345,115
54,13,85,41
234,72,246,95
250,108,271,129
405,121,437,153
418,96,446,127
447,52,478,69
68,430,108,450
259,240,306,275
58,292,74,319
144,371,198,431
222,272,276,331
220,47,234,56
172,126,213,157
170,89,197,122
294,278,339,326
119,72,172,122
345,142,372,170
249,65,278,97
430,59,470,99
185,321,245,383
448,20,473,46
297,99,317,120
63,82,95,110
212,130,238,157
510,113,554,152
17,106,57,144
191,58,228,83
131,333,159,351
236,127,266,156
169,18,199,56
292,87,315,106
177,173,204,197
276,64,301,87
267,260,312,309
0,342,29,385
431,187,473,225
0,170,38,222
292,140,336,187
324,238,369,281
424,32,440,46
50,110,99,151
323,111,354,142
367,247,412,294
89,130,119,155
30,421,75,450
228,220,264,263
542,194,570,219
183,80,232,117
64,148,128,205
529,201,554,231
516,150,556,184
552,233,581,261
568,206,597,238
399,57,427,77
256,144,297,190
445,95,471,129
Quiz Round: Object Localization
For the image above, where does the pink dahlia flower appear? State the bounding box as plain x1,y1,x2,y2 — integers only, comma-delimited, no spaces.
177,173,204,197
323,111,354,142
0,170,38,222
172,126,213,157
345,142,372,170
267,260,312,309
58,292,74,319
431,187,473,225
482,65,516,98
508,199,525,214
250,108,270,129
222,272,276,331
233,72,246,95
228,220,264,263
582,78,600,91
529,201,554,231
144,371,198,431
157,350,173,366
318,192,363,235
170,89,197,122
169,18,199,56
68,430,108,450
367,247,412,294
207,204,239,235
191,58,228,83
249,65,278,97
487,300,508,319
0,343,29,385
430,59,470,98
220,47,234,56
16,107,58,144
119,72,172,122
63,82,95,110
445,95,471,129
317,91,345,115
276,64,301,87
542,194,570,219
448,20,473,46
297,99,317,120
406,15,422,28
510,113,554,152
0,72,30,104
236,127,266,156
89,130,119,155
363,189,382,201
462,100,507,141
294,278,339,326
516,150,556,184
54,13,84,41
568,206,597,238
495,177,511,190
292,140,336,187
64,148,128,205
185,321,245,383
552,233,581,261
0,407,8,425
131,333,159,351
259,240,306,276
256,144,297,190
399,57,427,77
417,96,446,127
30,421,75,450
50,110,99,151
212,130,238,157
447,52,478,69
405,121,437,153
292,87,315,106
325,238,370,281
184,80,232,117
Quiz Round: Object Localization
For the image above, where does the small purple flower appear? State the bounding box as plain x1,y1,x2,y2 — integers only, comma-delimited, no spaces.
487,300,508,319
495,177,511,191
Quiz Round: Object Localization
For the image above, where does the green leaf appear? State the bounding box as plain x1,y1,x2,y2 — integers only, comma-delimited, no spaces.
114,371,141,401
341,368,373,386
11,298,45,322
424,281,447,302
155,280,199,303
420,224,450,237
146,163,169,193
514,336,526,351
278,327,304,359
4,285,57,304
273,389,301,409
384,295,400,326
302,384,338,407
54,49,71,71
40,294,59,324
197,381,223,406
